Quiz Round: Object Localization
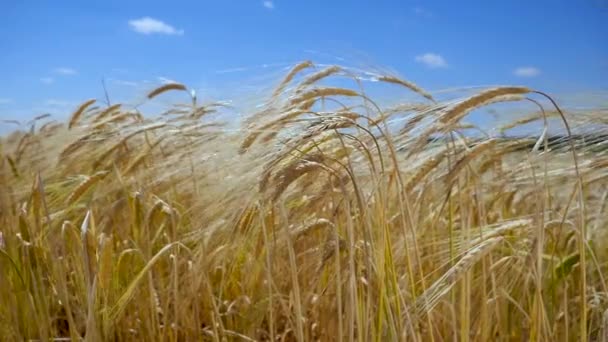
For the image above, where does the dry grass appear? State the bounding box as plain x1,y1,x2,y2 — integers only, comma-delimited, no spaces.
1,61,607,341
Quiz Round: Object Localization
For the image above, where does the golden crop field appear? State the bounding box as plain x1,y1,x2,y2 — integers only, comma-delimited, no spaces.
1,62,607,341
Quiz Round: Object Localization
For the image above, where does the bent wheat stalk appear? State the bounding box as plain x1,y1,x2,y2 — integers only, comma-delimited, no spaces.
69,99,97,129
147,83,188,99
439,87,530,124
66,170,110,205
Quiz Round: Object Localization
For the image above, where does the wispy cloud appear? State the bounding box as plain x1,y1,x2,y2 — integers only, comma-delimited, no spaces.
215,66,249,74
40,77,54,84
158,76,178,84
0,98,13,105
514,66,540,77
109,78,138,87
263,1,274,9
45,99,71,107
415,53,448,68
128,17,184,35
53,67,77,75
111,68,129,74
413,7,433,18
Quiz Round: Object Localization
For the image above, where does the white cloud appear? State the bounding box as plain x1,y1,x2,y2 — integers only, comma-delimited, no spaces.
514,66,540,77
40,77,54,84
263,1,274,9
128,17,184,35
53,67,77,75
0,98,13,105
158,76,178,84
415,53,448,68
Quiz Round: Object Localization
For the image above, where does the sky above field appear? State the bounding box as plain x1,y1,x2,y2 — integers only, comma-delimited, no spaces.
1,0,607,122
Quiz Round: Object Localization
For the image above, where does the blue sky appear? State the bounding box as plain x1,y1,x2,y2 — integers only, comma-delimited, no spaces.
1,0,607,122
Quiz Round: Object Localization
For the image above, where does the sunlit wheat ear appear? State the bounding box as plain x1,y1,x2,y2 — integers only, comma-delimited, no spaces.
271,161,323,201
84,106,101,122
69,99,97,129
476,139,531,175
108,243,180,324
290,218,335,241
92,112,141,130
303,117,356,138
396,111,430,136
272,60,314,98
377,75,436,102
93,104,122,123
124,137,166,175
270,155,328,200
239,129,263,154
59,131,104,161
416,236,504,314
370,103,429,126
403,150,447,191
93,122,166,169
66,170,110,205
190,105,218,120
288,87,359,107
265,109,310,128
240,109,308,153
469,219,532,246
439,88,529,125
296,98,317,112
499,110,560,133
296,65,342,90
147,83,188,99
446,139,498,185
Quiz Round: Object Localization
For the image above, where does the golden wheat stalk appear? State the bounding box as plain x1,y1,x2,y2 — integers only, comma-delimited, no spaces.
377,75,435,102
271,161,324,200
66,170,110,205
499,110,560,133
296,65,342,90
123,137,166,175
147,83,187,99
290,218,334,241
272,60,314,98
38,121,59,132
304,117,356,138
92,112,140,130
403,150,447,191
93,123,166,168
370,103,431,126
446,139,498,184
69,99,97,129
439,88,529,124
93,104,122,123
416,236,504,314
288,87,359,107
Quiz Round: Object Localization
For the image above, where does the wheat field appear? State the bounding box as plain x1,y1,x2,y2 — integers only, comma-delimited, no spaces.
1,61,607,341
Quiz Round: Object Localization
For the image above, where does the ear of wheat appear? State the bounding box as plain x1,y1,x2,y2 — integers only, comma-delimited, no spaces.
147,83,188,99
69,98,97,129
